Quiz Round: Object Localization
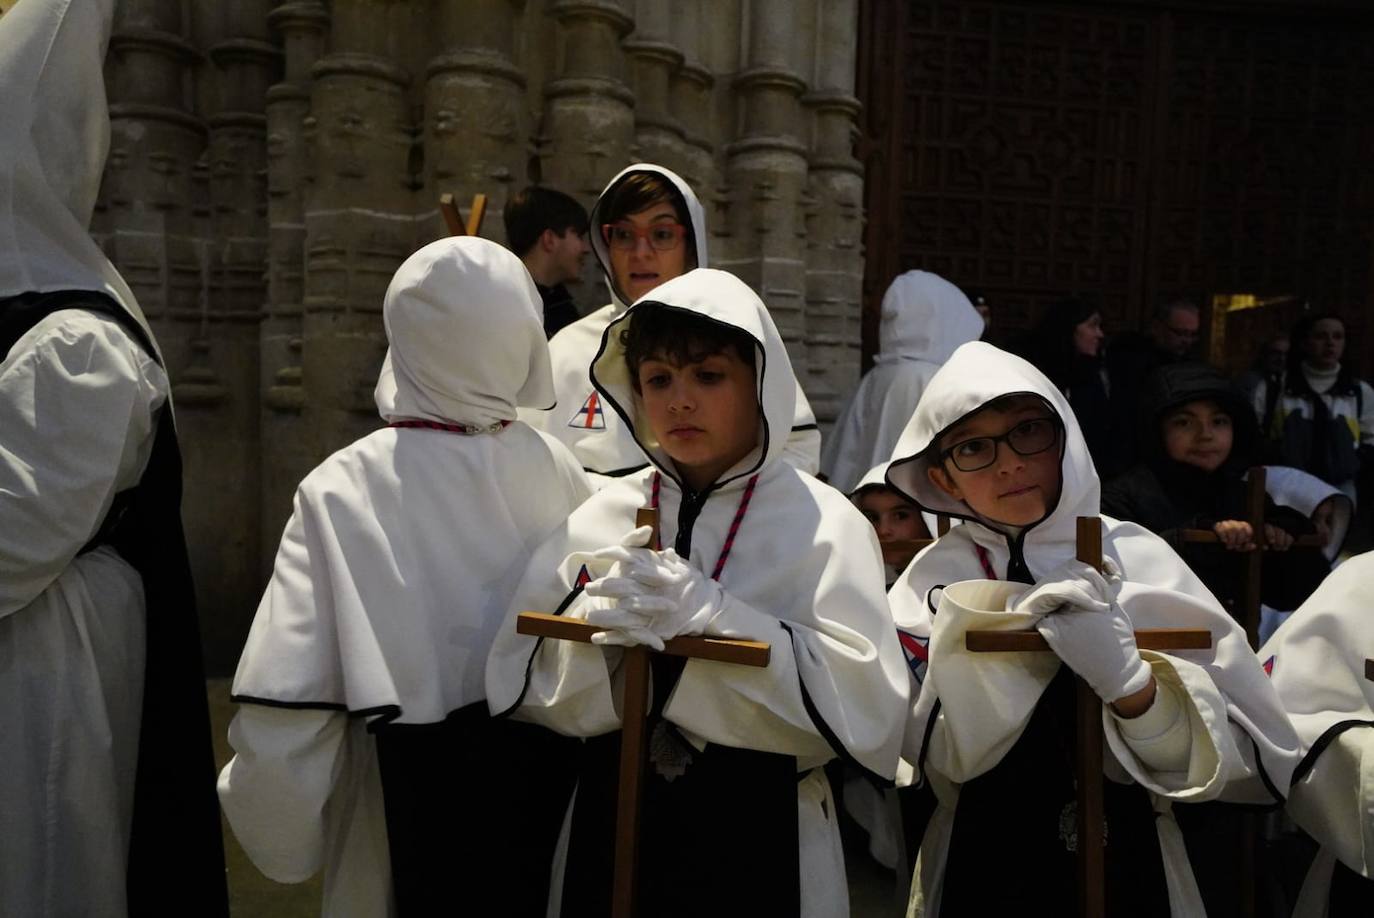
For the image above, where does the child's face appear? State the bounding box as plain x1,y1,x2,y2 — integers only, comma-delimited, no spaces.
637,348,760,492
926,397,1063,527
857,489,926,542
1161,399,1233,472
607,201,689,303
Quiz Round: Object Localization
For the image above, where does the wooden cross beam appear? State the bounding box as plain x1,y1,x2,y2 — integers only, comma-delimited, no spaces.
438,192,489,238
515,507,771,918
965,517,1213,918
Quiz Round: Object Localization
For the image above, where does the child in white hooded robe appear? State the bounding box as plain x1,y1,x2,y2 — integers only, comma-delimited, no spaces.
522,164,823,482
820,270,983,491
885,341,1301,917
218,238,592,917
1259,551,1374,918
487,268,908,917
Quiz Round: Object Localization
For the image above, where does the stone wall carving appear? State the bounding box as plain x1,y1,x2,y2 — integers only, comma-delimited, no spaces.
88,0,867,671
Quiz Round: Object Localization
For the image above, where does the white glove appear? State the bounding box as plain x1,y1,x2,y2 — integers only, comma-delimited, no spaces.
1011,557,1121,617
574,526,668,650
1034,602,1152,704
583,548,724,647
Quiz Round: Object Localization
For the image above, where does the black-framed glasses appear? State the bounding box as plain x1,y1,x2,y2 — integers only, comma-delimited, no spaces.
940,416,1061,472
601,222,687,252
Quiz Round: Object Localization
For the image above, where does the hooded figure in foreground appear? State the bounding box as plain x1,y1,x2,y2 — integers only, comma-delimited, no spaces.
1259,551,1374,918
525,164,822,483
487,268,908,917
820,270,983,492
0,0,226,913
884,342,1300,917
218,238,592,916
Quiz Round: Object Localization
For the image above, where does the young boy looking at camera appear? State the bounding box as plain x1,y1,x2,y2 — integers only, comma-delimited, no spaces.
883,341,1300,917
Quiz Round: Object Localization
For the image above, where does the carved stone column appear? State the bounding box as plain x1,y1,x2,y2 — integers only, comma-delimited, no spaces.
299,10,416,463
725,0,812,383
538,1,636,198
624,0,686,175
802,0,864,425
261,0,327,569
426,0,527,245
667,0,717,197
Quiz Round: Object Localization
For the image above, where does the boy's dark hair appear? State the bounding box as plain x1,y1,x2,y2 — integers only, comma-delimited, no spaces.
504,186,588,257
598,172,698,265
620,306,756,389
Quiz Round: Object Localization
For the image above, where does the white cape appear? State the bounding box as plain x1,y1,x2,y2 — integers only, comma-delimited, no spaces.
820,270,982,492
488,268,908,918
218,238,592,916
522,164,821,480
885,342,1301,916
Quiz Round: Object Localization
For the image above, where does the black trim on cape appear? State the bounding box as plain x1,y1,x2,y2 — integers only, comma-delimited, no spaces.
2,290,229,916
1291,718,1374,787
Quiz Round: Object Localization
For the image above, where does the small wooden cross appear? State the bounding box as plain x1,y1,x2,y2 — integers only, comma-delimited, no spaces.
515,507,771,918
438,192,489,237
965,517,1213,918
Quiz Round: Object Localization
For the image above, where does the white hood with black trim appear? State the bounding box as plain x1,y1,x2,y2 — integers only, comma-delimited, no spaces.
0,0,155,352
819,270,982,491
886,342,1299,805
527,164,820,478
487,267,908,784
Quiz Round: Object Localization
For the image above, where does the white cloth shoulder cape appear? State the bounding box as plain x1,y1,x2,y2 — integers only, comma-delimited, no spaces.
521,163,822,479
488,268,908,918
218,238,592,917
883,342,1301,916
820,270,982,492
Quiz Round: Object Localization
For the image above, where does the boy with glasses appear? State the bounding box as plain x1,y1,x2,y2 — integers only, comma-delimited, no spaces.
883,342,1299,916
523,164,821,485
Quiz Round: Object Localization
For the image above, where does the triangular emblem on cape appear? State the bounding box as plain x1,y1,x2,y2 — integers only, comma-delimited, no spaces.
574,564,593,588
1262,655,1275,676
568,391,605,430
897,628,929,683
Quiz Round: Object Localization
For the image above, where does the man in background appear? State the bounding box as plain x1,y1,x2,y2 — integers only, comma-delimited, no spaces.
1107,298,1203,465
505,185,590,337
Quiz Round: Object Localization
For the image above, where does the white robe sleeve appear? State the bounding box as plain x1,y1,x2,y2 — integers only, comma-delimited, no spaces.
1287,726,1373,877
1359,380,1374,447
0,311,165,616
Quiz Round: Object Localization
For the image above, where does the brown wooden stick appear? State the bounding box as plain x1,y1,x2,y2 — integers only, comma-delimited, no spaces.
966,628,1212,653
439,193,464,236
1177,530,1323,548
465,192,489,237
614,645,650,917
1366,659,1374,682
1240,468,1268,650
1074,516,1106,918
517,613,771,667
936,514,951,536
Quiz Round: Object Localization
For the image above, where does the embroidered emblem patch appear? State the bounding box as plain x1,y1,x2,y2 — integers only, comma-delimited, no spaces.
568,391,605,430
897,629,930,684
574,564,592,588
1262,655,1275,676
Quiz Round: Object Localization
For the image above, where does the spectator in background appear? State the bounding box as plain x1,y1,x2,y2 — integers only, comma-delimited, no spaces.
966,288,992,340
504,185,590,338
1237,332,1289,436
1253,312,1373,541
1012,297,1123,477
1106,298,1203,467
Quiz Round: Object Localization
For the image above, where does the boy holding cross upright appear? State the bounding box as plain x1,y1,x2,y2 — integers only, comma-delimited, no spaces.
487,268,908,917
882,342,1301,916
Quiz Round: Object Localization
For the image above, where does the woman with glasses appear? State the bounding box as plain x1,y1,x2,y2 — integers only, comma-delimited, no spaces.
520,164,822,486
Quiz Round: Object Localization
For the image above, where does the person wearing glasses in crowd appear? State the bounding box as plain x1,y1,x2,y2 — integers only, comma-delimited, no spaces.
521,164,821,488
882,341,1299,917
1106,299,1203,468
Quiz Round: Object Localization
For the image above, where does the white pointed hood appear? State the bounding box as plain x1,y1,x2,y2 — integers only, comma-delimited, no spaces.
588,164,709,313
589,268,795,491
887,340,1091,564
374,237,554,426
0,0,155,351
874,270,983,365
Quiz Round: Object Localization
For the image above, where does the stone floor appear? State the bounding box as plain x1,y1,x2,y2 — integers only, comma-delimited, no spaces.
209,680,905,917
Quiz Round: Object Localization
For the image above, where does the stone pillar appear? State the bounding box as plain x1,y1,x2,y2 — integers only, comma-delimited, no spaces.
802,0,864,425
624,0,686,175
299,4,416,466
261,0,327,568
426,0,528,245
724,0,812,381
538,0,637,198
667,0,717,198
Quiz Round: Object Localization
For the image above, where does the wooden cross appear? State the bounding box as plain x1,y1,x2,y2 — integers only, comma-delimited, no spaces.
438,192,489,237
965,517,1213,918
515,507,771,918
